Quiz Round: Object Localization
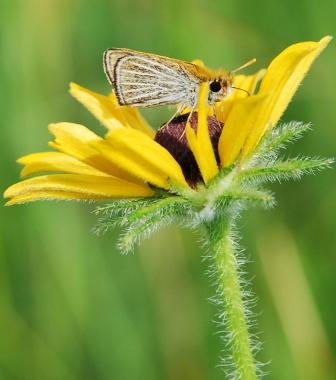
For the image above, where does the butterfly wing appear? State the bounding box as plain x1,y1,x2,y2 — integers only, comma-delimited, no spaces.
103,48,201,107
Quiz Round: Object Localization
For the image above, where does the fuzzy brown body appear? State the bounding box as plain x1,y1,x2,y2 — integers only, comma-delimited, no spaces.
103,48,233,108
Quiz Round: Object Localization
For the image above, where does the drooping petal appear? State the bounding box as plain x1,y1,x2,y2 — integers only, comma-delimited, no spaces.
4,174,153,205
5,191,107,206
70,83,154,137
18,152,106,177
92,128,188,189
241,35,332,158
185,82,218,183
48,122,139,181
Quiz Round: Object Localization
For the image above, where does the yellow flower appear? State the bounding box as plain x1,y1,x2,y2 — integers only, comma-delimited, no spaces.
4,36,331,206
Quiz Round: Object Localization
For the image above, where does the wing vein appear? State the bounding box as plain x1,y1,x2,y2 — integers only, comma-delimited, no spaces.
128,62,188,83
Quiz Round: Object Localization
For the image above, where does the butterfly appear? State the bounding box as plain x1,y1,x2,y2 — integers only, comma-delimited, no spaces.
103,48,255,109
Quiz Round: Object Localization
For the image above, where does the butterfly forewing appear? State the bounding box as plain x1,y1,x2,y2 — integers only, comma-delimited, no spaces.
104,49,201,107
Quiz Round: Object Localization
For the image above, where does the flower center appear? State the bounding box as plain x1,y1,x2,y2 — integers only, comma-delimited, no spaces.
154,112,223,187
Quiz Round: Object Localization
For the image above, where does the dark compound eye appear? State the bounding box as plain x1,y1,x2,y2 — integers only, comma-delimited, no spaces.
210,81,221,92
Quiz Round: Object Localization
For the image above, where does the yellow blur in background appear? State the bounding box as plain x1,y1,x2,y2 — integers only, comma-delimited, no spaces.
0,1,335,379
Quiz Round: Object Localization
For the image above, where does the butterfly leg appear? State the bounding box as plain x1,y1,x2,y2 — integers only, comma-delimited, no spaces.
179,105,196,141
159,104,185,129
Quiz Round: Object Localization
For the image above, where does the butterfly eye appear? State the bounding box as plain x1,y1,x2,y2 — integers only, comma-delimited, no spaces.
210,81,221,93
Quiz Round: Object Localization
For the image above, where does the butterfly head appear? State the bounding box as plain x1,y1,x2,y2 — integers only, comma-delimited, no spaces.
208,72,234,104
206,58,256,104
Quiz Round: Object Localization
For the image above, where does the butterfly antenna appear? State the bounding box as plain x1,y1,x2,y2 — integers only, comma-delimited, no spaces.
231,86,251,96
231,58,256,74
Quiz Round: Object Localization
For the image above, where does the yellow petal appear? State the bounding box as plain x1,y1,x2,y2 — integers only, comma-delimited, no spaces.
70,83,154,137
218,94,268,167
215,69,266,123
18,152,106,177
242,35,332,158
186,82,218,183
5,191,107,206
48,122,138,181
235,69,266,97
92,128,188,189
4,174,153,205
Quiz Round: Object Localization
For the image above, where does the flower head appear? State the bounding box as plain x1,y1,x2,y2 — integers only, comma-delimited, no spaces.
4,36,331,207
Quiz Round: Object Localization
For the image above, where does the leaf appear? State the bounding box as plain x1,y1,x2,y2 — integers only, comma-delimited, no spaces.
215,188,276,209
93,197,161,234
255,121,312,158
239,157,334,184
117,196,193,253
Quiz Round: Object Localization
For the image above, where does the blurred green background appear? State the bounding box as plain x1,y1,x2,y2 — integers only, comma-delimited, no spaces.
0,0,335,379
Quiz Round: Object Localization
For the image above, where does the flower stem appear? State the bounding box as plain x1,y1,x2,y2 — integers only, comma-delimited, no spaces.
206,216,257,379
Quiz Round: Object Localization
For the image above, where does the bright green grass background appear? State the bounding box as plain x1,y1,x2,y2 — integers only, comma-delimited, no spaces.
0,1,335,379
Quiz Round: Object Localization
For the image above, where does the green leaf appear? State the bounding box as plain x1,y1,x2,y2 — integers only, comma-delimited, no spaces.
92,197,163,235
255,121,311,158
239,157,334,184
117,196,194,253
215,188,276,209
118,212,170,254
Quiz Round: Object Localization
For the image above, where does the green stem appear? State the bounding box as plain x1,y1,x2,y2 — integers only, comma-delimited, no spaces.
206,216,257,380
